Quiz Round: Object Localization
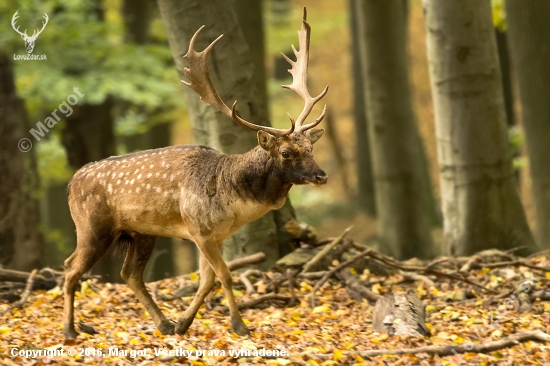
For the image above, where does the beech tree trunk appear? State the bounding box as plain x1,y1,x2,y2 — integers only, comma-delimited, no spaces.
356,0,435,259
423,0,537,255
0,53,44,270
349,0,376,216
505,0,550,248
157,0,289,268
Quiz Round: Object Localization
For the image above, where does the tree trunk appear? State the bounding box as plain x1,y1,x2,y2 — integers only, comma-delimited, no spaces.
423,0,537,255
505,1,550,248
0,53,44,270
157,0,284,269
349,0,376,216
234,0,296,259
356,0,435,259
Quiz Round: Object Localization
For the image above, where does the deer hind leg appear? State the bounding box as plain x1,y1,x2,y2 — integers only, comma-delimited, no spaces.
190,238,250,336
175,253,216,335
63,229,113,339
119,234,174,335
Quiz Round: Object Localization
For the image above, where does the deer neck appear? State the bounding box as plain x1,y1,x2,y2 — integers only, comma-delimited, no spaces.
224,146,291,208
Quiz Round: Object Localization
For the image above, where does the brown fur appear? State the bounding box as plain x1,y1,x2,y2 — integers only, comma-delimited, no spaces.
62,131,327,338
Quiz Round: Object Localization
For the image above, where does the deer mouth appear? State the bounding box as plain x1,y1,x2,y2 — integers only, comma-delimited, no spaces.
301,174,328,186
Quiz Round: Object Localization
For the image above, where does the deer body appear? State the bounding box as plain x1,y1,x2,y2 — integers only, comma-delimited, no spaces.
68,145,289,242
63,8,328,338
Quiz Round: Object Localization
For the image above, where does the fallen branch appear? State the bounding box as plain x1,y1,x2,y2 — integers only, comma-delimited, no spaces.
354,247,498,294
466,259,550,273
286,268,298,307
310,249,372,307
337,269,381,304
2,269,37,315
0,268,57,290
239,269,262,294
227,252,266,271
301,226,352,275
237,294,292,310
300,330,550,359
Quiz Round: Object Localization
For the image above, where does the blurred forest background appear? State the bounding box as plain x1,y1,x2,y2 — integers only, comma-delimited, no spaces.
1,0,549,282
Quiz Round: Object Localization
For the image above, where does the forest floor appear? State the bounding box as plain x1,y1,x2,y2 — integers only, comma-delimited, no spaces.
1,246,550,365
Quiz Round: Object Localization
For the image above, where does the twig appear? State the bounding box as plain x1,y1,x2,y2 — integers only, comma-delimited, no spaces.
310,249,371,307
227,252,266,271
466,259,550,273
298,271,327,280
299,330,550,359
363,249,499,294
239,269,262,294
2,269,37,315
237,294,292,310
400,271,435,287
301,226,352,274
337,269,381,304
527,249,550,258
286,268,298,307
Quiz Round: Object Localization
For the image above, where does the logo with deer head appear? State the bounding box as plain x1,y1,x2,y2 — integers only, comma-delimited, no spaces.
11,11,49,54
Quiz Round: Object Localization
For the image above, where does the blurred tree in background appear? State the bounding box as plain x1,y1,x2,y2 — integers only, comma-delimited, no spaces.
423,0,536,255
505,0,550,249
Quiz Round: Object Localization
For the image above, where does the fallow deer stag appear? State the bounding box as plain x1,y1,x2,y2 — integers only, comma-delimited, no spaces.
63,8,328,338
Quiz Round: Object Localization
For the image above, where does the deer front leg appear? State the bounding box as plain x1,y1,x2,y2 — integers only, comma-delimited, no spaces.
175,253,215,335
120,235,175,335
190,238,250,336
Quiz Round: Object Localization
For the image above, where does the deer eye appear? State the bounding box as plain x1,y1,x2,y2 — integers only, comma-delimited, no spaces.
281,151,291,159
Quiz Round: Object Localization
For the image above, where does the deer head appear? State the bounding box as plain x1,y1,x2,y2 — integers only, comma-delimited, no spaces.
11,11,49,54
182,8,329,186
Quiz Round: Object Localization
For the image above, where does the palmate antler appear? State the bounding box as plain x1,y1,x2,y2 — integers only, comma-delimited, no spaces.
282,8,329,133
182,26,294,138
182,7,327,137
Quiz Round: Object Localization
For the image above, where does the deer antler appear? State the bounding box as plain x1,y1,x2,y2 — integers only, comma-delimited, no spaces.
11,11,28,38
182,26,295,138
282,8,329,133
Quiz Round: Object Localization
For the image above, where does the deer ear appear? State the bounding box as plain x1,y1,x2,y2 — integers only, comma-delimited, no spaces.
257,130,276,151
305,128,324,144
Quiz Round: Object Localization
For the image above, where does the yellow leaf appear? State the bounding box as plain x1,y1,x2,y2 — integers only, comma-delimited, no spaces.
333,349,343,360
196,312,203,319
349,267,357,275
425,305,436,312
354,354,365,362
190,272,199,283
0,326,10,334
312,305,330,313
293,329,305,335
545,272,550,279
307,360,320,366
153,329,163,337
129,339,139,345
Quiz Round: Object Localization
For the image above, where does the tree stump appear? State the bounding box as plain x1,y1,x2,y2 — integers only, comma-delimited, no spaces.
372,291,430,336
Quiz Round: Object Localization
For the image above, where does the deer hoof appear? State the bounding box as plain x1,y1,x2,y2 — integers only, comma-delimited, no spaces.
175,317,193,335
158,320,176,335
63,326,79,339
231,319,250,336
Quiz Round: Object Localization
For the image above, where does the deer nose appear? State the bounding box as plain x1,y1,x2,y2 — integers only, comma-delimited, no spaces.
314,171,328,185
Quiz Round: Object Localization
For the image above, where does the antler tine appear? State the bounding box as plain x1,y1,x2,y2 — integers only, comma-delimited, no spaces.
182,26,294,138
282,7,329,133
11,11,28,37
35,13,49,36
